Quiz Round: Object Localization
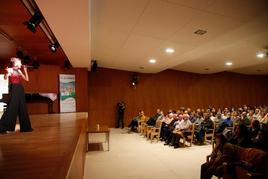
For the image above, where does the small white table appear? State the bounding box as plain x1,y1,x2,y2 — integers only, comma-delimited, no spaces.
87,125,110,151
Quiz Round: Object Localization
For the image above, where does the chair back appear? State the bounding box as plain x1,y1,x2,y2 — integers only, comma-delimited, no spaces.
205,121,215,144
223,143,268,179
188,124,195,140
149,120,163,142
155,120,162,128
180,124,195,147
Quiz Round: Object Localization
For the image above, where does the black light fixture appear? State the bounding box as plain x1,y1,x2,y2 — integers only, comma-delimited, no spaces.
91,60,98,72
131,73,138,87
49,41,60,52
23,10,43,33
64,59,71,70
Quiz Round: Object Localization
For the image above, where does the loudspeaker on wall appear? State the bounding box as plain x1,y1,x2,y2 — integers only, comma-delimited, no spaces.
91,60,98,72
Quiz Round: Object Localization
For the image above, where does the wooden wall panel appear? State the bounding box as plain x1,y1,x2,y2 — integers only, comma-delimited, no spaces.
88,68,268,127
0,65,88,114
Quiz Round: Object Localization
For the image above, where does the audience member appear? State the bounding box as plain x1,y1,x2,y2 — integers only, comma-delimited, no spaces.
249,120,260,139
252,129,268,152
240,111,250,125
200,134,226,179
195,112,213,145
128,110,146,132
160,112,175,141
260,111,268,124
222,112,233,127
230,123,252,148
169,114,192,148
146,109,161,126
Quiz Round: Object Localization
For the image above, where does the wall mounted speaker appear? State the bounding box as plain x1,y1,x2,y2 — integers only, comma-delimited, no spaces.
91,60,98,72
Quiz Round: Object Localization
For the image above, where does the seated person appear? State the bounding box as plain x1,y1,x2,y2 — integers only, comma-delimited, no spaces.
247,110,255,124
240,111,251,126
231,111,240,125
156,110,164,122
222,112,233,127
252,128,268,152
195,112,214,145
222,143,268,179
200,134,226,179
249,120,260,140
128,110,146,132
161,112,178,142
165,114,192,148
217,112,233,133
221,110,229,120
214,112,224,133
260,111,268,124
253,108,261,121
230,123,252,148
189,110,196,123
193,112,204,133
146,109,161,126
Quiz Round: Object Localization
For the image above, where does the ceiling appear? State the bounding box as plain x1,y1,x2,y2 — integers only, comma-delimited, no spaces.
1,0,268,74
89,0,268,74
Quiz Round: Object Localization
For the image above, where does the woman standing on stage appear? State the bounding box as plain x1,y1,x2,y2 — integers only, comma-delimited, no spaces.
0,57,33,134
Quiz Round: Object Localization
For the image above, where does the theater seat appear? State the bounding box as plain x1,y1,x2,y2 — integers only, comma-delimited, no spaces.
148,120,162,142
222,143,268,179
204,121,215,144
181,124,195,147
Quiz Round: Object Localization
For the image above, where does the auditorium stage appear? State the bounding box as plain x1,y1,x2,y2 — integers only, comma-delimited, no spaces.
0,112,88,179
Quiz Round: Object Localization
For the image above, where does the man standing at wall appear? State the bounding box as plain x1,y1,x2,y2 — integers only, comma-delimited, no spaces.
116,101,125,128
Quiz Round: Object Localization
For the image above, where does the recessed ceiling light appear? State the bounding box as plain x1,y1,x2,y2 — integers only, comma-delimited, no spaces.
256,52,265,58
149,59,156,64
165,48,175,54
225,62,233,66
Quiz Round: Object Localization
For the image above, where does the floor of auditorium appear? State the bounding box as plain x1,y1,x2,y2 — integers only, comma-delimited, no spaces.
85,128,214,179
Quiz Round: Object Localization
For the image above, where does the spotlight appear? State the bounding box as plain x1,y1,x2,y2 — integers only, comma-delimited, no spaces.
49,42,60,52
131,73,138,87
23,10,43,33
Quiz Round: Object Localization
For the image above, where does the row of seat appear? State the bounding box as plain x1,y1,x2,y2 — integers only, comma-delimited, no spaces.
138,120,162,142
137,120,216,147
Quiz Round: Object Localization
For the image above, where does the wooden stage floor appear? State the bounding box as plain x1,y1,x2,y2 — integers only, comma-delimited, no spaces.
0,112,88,179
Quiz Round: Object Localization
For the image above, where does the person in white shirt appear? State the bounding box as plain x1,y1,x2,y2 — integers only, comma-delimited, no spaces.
166,114,192,148
260,112,268,124
161,112,175,141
